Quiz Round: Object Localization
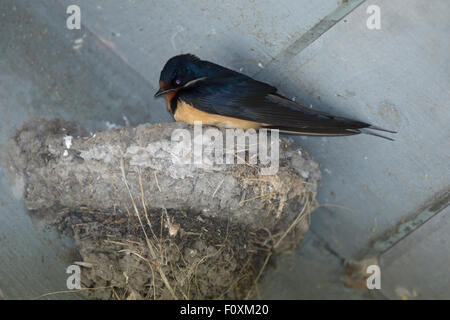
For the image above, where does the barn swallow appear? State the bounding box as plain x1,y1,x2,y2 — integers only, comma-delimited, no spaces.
154,54,396,140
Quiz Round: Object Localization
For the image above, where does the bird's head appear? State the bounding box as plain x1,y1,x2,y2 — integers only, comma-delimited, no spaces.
154,54,204,97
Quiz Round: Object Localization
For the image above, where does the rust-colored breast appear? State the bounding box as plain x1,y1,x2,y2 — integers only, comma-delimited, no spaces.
174,100,261,130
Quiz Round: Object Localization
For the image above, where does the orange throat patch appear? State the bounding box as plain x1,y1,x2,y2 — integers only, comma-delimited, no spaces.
163,91,177,115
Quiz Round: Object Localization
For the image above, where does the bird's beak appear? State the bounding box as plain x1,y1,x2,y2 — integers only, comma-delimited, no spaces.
154,88,175,97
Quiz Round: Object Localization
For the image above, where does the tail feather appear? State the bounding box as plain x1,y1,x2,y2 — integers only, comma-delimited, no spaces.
367,125,397,134
263,125,361,137
263,125,396,140
360,128,395,141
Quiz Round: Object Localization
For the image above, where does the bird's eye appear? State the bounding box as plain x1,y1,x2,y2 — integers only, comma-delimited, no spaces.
174,79,182,85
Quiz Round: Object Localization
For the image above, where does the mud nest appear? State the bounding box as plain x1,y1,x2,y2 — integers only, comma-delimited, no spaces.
3,118,321,299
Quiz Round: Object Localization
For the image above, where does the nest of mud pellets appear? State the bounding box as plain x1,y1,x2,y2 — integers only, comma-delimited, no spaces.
54,179,316,300
5,119,320,300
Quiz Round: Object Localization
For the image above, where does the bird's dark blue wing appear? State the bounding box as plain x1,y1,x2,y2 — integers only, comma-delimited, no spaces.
178,77,371,132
